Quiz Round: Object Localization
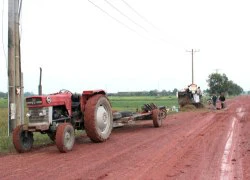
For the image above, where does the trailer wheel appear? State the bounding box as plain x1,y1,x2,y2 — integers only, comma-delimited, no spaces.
152,109,162,128
84,94,113,142
13,125,34,153
55,123,75,153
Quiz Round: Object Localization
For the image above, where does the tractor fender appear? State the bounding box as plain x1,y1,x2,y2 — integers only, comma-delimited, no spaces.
82,89,106,96
81,90,108,112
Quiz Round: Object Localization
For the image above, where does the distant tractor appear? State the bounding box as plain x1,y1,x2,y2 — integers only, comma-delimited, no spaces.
177,84,203,108
12,89,113,153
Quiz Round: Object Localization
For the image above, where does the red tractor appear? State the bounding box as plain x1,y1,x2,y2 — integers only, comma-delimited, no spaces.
12,89,113,153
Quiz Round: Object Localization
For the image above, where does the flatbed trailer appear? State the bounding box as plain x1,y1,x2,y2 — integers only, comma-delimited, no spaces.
113,103,167,128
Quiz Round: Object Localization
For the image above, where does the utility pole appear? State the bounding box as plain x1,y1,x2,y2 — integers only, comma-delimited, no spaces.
8,0,22,134
214,69,221,74
186,49,199,84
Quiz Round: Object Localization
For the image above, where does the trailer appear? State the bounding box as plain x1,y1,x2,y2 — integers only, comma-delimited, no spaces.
113,103,167,128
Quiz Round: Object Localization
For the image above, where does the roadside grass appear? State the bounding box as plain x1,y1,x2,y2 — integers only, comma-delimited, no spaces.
0,96,178,154
0,108,13,153
0,98,8,108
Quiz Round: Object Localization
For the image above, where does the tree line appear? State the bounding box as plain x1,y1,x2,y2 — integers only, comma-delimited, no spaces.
0,73,247,98
206,73,244,96
108,89,178,96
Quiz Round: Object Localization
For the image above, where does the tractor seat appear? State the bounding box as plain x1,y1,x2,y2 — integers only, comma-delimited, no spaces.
71,94,80,109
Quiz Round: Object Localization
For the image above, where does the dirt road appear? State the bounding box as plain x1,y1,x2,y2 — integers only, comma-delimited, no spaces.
0,96,250,180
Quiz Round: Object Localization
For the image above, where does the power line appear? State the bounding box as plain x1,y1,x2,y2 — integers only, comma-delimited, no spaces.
104,0,147,32
88,0,136,33
89,0,185,49
120,0,159,31
119,0,186,49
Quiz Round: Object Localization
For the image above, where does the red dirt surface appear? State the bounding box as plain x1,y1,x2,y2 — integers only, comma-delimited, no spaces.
0,96,250,180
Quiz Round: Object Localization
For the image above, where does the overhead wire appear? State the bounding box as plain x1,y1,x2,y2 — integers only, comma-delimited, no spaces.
120,0,159,31
89,0,187,50
119,0,187,49
88,0,137,34
88,0,155,42
108,0,186,49
104,0,147,32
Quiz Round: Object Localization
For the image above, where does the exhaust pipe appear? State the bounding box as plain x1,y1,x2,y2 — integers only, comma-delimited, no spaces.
38,67,42,95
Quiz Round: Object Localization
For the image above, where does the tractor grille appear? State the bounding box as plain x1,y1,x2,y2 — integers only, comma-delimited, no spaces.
28,107,50,123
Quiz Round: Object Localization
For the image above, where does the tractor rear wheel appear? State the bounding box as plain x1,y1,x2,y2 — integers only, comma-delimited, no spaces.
84,94,113,142
152,109,162,128
13,125,34,153
55,123,75,153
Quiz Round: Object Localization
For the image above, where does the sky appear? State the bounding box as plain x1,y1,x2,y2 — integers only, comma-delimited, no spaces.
1,0,250,94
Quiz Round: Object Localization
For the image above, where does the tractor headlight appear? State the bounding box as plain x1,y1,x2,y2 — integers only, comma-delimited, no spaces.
26,112,31,118
39,110,47,117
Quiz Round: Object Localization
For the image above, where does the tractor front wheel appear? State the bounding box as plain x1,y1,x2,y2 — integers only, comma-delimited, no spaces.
55,123,75,153
152,109,162,128
13,125,34,153
84,94,113,142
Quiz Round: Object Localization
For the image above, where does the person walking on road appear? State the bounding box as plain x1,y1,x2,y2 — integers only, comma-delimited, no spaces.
219,92,226,109
212,93,217,109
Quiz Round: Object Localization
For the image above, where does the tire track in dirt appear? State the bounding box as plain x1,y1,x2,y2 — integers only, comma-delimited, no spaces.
0,118,181,179
220,105,247,180
137,98,246,180
138,112,229,180
231,97,250,180
0,112,214,180
76,113,216,180
1,96,250,180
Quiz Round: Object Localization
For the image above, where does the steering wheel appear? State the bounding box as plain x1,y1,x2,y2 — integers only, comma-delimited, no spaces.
59,89,72,94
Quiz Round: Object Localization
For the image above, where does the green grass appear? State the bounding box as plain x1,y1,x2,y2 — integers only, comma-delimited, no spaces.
0,98,10,153
0,108,13,153
0,95,179,154
109,96,178,111
0,98,8,108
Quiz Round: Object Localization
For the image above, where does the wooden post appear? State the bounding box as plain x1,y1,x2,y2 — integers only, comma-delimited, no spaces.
8,0,21,133
8,0,16,133
15,0,22,127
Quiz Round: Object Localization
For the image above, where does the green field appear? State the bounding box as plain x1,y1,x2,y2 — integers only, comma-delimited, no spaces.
109,96,178,111
0,96,178,153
